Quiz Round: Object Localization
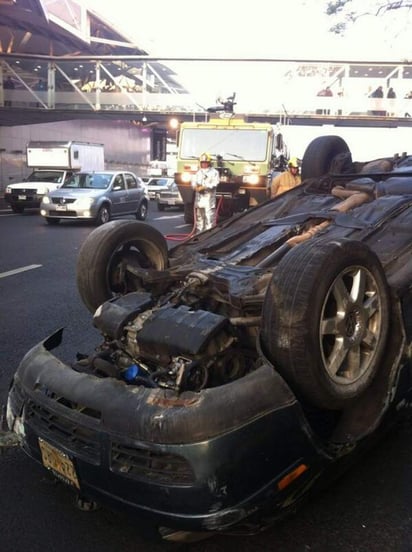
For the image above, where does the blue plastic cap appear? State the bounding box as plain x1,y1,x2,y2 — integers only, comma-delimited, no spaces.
123,364,139,382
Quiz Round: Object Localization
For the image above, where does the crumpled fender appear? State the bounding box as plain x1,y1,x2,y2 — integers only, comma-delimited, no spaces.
14,329,300,444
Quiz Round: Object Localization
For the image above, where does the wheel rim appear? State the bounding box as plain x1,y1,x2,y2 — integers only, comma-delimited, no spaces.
139,203,147,219
100,207,110,224
107,241,165,294
319,265,382,385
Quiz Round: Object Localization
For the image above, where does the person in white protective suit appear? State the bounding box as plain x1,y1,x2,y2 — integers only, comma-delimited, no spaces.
191,152,220,233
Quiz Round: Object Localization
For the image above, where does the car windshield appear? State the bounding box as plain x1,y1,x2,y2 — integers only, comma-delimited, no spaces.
179,128,270,161
62,173,112,189
27,170,65,183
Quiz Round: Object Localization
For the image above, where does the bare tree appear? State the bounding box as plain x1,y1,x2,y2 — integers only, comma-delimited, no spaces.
326,0,412,33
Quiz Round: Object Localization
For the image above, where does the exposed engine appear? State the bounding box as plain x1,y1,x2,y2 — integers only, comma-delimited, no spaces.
73,273,257,393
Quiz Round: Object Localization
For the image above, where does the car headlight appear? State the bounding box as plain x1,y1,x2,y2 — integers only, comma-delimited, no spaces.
181,172,193,183
75,197,94,208
5,186,12,194
243,174,260,185
42,196,51,204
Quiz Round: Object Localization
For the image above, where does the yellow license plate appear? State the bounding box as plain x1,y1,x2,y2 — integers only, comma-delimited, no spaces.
38,438,80,489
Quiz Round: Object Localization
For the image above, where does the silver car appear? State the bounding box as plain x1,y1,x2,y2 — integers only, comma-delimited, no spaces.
156,181,184,211
40,170,149,225
144,177,174,200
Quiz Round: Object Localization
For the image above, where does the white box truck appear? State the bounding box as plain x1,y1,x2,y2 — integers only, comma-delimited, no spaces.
5,141,104,213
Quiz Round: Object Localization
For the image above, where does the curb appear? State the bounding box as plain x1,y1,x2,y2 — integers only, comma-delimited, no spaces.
0,197,10,211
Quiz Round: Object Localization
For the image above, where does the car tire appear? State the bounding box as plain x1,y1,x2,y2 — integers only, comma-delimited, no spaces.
136,199,148,221
184,203,194,225
95,204,111,226
11,205,24,213
301,135,350,180
157,202,166,211
261,239,390,409
45,217,60,225
76,220,169,313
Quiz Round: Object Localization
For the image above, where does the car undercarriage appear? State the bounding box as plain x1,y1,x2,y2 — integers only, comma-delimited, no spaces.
5,135,412,540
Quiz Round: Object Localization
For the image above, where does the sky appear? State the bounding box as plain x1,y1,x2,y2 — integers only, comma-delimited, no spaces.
83,0,412,108
83,0,412,59
84,0,334,58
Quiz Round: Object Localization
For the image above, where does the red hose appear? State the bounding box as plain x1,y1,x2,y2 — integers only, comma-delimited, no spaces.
165,195,224,242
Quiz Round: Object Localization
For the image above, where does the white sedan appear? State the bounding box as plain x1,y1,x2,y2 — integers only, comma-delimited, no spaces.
156,181,184,211
143,177,174,199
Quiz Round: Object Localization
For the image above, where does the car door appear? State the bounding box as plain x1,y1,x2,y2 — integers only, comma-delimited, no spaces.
110,173,128,215
124,172,141,212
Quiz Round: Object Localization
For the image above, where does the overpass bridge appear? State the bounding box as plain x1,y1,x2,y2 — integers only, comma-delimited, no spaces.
2,53,412,131
1,0,412,130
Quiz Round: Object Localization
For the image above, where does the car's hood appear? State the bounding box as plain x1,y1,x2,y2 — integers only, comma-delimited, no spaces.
8,181,60,190
47,188,107,199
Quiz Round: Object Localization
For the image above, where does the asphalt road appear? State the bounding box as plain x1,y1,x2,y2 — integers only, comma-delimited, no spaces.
1,207,412,552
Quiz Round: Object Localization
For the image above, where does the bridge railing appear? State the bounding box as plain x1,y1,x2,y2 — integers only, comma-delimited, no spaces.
1,54,412,119
3,90,411,120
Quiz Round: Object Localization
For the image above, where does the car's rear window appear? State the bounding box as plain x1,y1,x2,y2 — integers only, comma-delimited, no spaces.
149,178,170,187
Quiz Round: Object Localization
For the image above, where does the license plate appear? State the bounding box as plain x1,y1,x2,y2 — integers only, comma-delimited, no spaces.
18,195,26,200
38,438,80,489
55,205,67,211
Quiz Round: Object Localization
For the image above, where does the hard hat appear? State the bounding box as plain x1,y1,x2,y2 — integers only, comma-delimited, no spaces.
199,152,212,163
288,157,299,168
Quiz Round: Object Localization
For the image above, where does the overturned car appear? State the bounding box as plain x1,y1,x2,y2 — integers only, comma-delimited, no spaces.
6,135,412,541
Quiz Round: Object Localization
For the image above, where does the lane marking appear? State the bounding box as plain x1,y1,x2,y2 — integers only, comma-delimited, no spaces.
0,264,42,279
153,214,183,220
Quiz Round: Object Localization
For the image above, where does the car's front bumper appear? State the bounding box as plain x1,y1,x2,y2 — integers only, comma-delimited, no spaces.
7,329,328,534
40,203,97,220
5,192,42,208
